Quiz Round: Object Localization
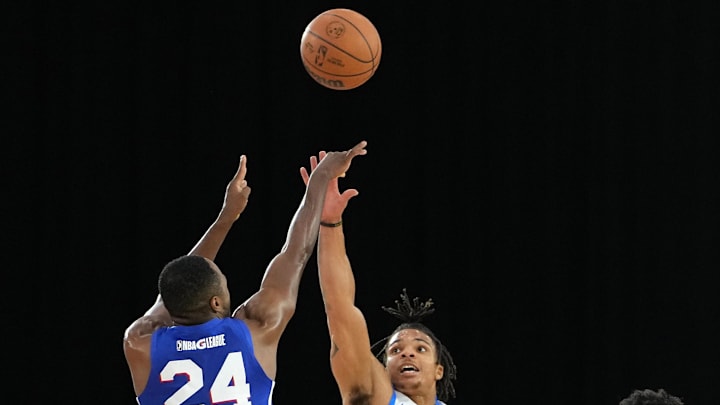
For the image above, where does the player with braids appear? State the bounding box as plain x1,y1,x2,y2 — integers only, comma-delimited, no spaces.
371,289,457,403
619,388,684,405
300,150,457,405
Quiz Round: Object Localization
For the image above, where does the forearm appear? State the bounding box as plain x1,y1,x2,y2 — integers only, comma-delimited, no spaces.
284,169,332,252
317,226,356,307
261,169,332,290
188,216,235,260
239,169,334,327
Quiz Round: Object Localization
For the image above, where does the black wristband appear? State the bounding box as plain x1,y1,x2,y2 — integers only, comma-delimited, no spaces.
320,220,343,228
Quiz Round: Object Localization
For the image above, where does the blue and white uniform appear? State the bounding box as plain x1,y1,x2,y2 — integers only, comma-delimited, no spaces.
389,390,446,405
137,317,274,405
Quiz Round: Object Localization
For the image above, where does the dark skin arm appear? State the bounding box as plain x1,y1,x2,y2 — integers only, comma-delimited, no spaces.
123,155,251,395
229,140,368,379
123,141,367,394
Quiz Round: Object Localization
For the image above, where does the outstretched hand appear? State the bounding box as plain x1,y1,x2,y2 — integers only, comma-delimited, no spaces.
219,155,252,222
300,140,367,223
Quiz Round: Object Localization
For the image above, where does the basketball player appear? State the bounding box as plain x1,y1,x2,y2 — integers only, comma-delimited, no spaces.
123,140,368,405
300,150,457,405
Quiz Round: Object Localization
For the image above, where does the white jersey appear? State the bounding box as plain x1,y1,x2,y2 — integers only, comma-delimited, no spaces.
390,390,447,405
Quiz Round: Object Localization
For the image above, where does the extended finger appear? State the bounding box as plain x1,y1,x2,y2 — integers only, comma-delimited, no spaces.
299,167,310,185
237,155,248,179
351,140,367,154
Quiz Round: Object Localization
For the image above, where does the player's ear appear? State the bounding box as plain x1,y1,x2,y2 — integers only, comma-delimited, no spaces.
435,364,444,381
210,296,223,312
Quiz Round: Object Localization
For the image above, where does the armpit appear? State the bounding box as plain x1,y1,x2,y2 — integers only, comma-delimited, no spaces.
349,387,372,405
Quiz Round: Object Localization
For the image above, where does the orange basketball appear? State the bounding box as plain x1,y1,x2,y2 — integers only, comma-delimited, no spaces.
300,9,382,90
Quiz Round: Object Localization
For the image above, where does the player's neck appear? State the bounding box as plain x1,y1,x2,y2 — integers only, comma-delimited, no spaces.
172,312,220,326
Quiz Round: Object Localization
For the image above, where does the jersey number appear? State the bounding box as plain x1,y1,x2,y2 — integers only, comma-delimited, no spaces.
160,352,252,405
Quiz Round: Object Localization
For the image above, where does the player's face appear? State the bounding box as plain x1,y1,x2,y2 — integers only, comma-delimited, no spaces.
385,329,444,396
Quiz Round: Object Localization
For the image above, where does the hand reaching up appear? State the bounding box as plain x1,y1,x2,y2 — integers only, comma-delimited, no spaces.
219,155,252,223
300,141,367,223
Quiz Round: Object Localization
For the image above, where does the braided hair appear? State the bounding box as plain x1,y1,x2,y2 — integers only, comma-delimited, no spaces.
370,289,457,402
619,389,684,405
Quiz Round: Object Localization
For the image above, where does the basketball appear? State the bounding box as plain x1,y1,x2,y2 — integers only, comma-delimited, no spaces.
300,8,382,90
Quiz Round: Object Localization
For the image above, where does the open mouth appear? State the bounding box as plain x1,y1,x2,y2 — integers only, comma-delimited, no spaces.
400,365,419,373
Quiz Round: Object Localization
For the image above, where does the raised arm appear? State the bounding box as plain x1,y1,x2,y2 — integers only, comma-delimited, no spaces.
123,155,251,394
233,141,368,374
300,148,393,404
134,155,251,325
188,155,251,259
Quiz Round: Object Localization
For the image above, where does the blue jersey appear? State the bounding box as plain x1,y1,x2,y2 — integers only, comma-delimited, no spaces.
389,390,446,405
137,317,274,405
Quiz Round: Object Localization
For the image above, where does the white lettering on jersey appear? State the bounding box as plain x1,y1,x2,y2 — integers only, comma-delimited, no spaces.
175,334,227,351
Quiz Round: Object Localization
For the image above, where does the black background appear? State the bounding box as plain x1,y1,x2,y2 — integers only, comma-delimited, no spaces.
9,1,719,404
